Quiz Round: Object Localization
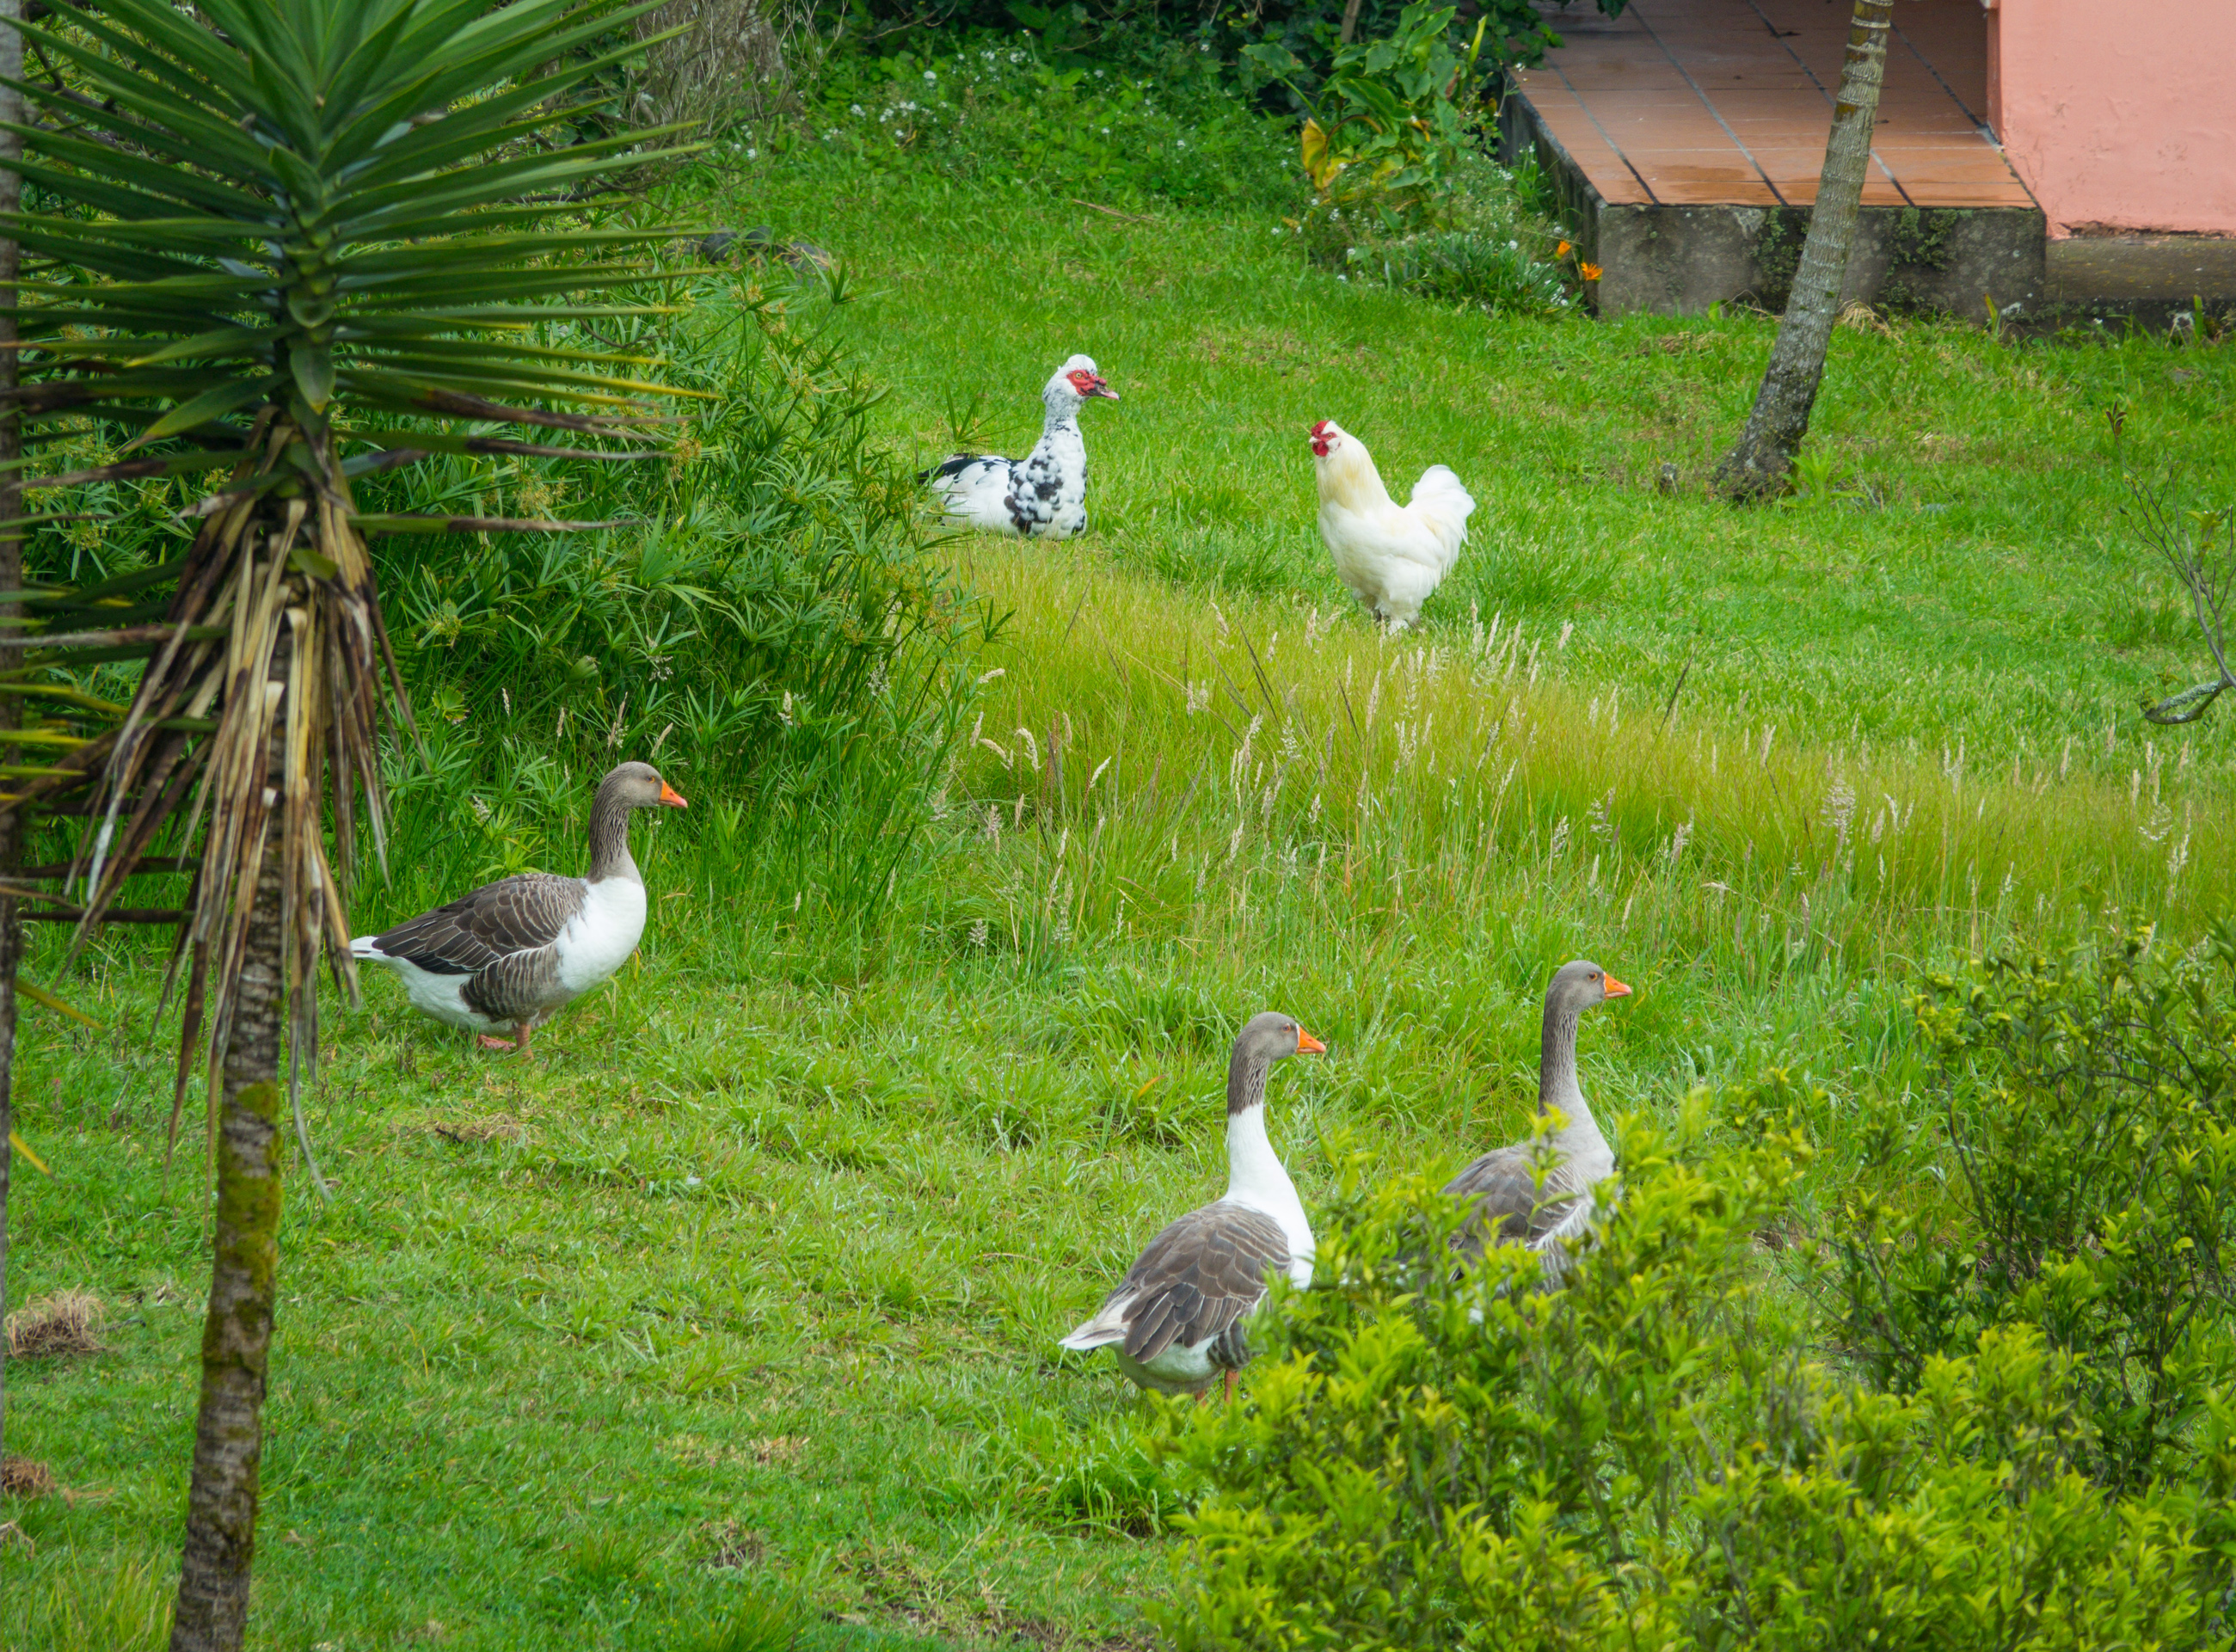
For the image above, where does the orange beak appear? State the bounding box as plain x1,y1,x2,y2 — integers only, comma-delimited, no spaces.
659,783,688,809
1603,973,1631,999
1295,1028,1328,1054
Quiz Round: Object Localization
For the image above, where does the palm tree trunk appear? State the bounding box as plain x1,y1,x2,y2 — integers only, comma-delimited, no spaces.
1714,0,1893,501
169,636,291,1652
0,0,25,1479
0,880,16,1478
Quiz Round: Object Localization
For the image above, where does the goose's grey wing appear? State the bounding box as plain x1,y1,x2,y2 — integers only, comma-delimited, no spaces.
1104,1204,1290,1365
368,873,584,1022
1443,1145,1582,1256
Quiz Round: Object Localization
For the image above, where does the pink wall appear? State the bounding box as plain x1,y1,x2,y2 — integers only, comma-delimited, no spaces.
1987,0,2236,237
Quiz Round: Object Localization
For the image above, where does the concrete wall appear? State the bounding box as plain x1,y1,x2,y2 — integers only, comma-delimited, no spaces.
1987,0,2236,237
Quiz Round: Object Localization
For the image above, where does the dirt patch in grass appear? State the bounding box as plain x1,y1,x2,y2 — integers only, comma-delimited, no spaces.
660,1431,809,1470
832,1544,1149,1648
5,1287,104,1357
2,1457,57,1498
1189,324,1312,377
699,1518,769,1569
426,1113,525,1145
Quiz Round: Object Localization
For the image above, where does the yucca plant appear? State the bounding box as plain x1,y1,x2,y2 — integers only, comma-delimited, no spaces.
0,3,698,1646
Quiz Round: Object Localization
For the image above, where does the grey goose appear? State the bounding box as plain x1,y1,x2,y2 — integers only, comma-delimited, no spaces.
1445,960,1631,1286
350,761,686,1053
1061,1011,1326,1399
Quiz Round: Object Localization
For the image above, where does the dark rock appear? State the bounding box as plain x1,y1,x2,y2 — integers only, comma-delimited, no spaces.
783,239,833,273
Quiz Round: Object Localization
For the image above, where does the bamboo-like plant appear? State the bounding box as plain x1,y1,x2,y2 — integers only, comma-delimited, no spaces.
0,3,697,1647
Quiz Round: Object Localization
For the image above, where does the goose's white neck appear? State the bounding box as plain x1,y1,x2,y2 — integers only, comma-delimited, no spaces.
1544,1069,1611,1168
1224,1102,1314,1280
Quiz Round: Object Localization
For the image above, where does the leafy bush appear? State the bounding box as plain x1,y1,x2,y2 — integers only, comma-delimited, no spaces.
1162,1095,2236,1649
23,273,987,919
830,0,1612,86
1244,1,1495,224
800,34,1303,211
1295,150,1580,316
361,275,987,913
1837,923,2236,1492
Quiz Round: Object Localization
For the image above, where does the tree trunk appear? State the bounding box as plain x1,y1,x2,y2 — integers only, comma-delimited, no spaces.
169,640,290,1652
0,860,15,1479
1714,0,1893,501
0,0,25,1478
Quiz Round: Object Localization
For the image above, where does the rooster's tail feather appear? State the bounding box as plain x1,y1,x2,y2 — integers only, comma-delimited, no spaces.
1408,464,1475,565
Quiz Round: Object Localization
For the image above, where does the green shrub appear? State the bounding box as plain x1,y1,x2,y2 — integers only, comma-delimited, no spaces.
23,273,987,920
1837,923,2236,1492
799,34,1303,212
363,274,986,916
1293,151,1579,316
1162,1095,2235,1649
1244,1,1496,224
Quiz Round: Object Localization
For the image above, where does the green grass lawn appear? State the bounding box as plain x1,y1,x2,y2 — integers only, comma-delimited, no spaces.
716,151,2235,786
4,143,2233,1650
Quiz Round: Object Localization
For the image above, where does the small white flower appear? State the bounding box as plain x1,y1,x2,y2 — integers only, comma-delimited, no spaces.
924,69,937,82
850,102,864,116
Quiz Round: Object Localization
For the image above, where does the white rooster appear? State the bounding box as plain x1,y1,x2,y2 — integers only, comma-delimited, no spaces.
1309,419,1474,630
921,354,1118,538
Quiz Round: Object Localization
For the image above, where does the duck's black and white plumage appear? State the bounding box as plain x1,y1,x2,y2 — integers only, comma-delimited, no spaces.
349,761,686,1053
1061,1012,1326,1398
921,354,1116,538
1445,960,1631,1285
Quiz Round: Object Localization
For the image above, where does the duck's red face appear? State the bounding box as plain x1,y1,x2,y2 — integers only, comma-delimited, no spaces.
1309,420,1336,458
1067,367,1119,400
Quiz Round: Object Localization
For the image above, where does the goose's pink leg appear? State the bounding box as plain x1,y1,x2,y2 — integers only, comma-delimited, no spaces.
476,1023,533,1054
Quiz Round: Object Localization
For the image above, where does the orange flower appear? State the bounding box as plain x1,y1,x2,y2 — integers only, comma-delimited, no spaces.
1556,239,1573,258
1581,261,1603,282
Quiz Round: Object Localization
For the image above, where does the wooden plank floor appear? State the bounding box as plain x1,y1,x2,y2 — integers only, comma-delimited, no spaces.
1513,0,2035,210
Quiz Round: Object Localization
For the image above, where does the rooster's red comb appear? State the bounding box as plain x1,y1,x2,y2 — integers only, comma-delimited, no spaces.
1309,420,1334,439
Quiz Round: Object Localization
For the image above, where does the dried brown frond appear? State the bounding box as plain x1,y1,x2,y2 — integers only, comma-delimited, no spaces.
630,0,800,138
4,1287,105,1357
1838,301,1895,336
2,1458,58,1499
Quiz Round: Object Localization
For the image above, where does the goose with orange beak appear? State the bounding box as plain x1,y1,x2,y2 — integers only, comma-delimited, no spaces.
1061,1012,1328,1399
350,761,688,1055
1445,961,1631,1285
